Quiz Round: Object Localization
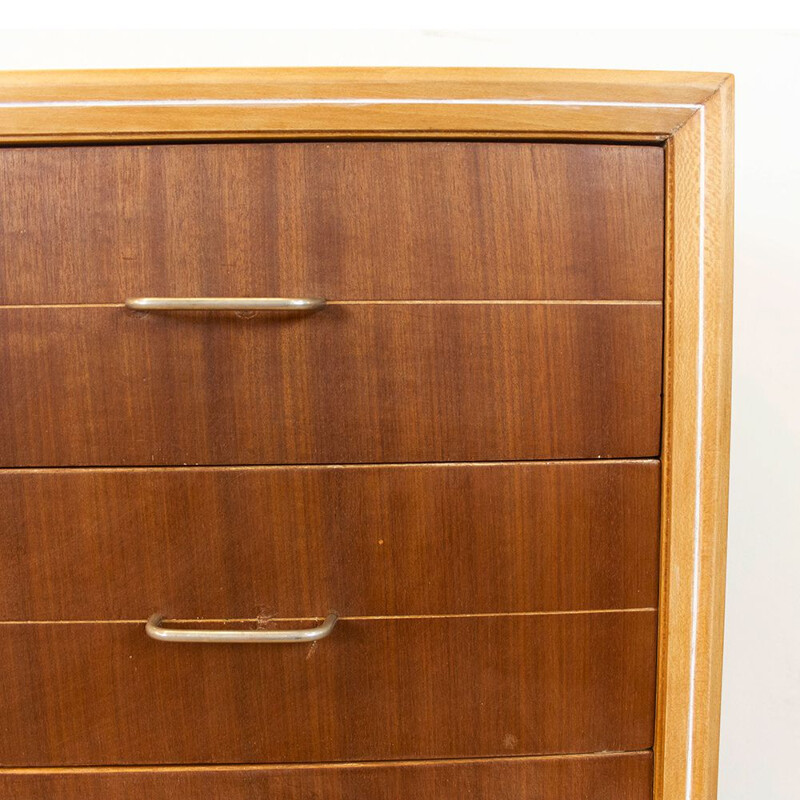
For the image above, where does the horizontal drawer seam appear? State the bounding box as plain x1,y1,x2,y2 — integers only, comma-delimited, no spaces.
0,749,654,775
0,299,663,309
0,457,661,473
0,608,657,625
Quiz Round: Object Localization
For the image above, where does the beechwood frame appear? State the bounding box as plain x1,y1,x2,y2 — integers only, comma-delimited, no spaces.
0,67,734,800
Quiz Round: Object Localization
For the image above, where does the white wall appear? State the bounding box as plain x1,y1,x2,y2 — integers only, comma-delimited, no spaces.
1,28,797,800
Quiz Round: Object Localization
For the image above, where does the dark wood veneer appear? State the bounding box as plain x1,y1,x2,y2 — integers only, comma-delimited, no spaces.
0,303,662,466
0,612,657,766
0,461,660,620
0,142,663,303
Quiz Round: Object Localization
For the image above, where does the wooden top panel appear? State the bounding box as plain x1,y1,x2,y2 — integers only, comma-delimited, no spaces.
0,142,664,303
0,67,727,141
0,66,730,103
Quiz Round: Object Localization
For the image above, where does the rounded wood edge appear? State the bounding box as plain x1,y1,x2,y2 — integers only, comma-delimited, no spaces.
0,67,719,143
654,76,734,800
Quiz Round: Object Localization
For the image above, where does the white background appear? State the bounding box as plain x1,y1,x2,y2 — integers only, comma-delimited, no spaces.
0,24,797,800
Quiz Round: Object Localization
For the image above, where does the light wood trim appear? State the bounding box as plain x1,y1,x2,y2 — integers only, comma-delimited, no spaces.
654,77,734,800
0,753,654,800
0,750,648,774
0,66,728,101
0,67,727,143
0,67,734,800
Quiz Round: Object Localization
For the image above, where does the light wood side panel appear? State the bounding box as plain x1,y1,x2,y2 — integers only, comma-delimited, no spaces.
654,78,734,800
0,461,660,620
0,613,657,766
0,304,663,466
0,752,654,800
0,141,663,304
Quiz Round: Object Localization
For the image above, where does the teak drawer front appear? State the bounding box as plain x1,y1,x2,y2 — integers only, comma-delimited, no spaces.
0,142,663,304
0,461,660,620
0,304,662,466
0,752,654,800
0,612,656,766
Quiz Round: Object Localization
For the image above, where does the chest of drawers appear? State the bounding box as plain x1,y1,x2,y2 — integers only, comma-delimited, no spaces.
0,68,733,800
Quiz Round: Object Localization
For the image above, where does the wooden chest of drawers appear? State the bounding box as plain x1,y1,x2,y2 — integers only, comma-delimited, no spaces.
0,68,733,800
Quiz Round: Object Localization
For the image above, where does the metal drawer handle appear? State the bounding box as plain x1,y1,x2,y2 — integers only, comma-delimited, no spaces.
125,297,327,312
145,612,338,643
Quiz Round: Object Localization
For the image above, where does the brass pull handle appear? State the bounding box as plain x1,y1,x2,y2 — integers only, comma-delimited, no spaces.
125,297,327,312
145,613,338,643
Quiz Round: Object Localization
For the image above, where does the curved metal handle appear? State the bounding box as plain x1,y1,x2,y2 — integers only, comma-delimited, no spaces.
125,297,327,312
145,612,338,643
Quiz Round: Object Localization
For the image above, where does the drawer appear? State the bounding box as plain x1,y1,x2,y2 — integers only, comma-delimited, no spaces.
0,461,660,620
0,304,662,466
0,142,663,304
0,612,656,766
0,752,654,800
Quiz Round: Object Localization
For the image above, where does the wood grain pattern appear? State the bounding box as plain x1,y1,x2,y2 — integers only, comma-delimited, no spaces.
0,67,735,800
0,752,654,800
0,304,662,467
0,612,657,766
654,77,734,800
0,461,660,621
0,142,664,304
0,67,726,142
0,66,730,103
